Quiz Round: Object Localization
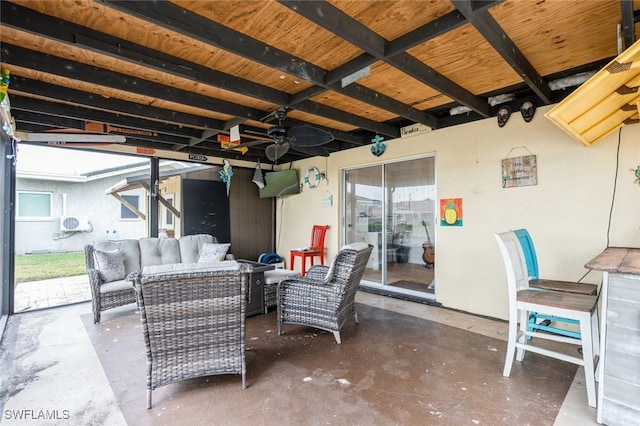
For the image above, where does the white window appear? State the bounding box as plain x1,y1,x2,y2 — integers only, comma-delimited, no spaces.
120,194,140,220
162,194,175,230
17,191,52,220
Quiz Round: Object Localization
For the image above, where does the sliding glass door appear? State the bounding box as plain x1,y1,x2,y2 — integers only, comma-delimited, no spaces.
343,156,436,296
344,165,384,282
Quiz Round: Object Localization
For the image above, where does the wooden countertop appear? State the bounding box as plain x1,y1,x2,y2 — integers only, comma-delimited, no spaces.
585,247,640,275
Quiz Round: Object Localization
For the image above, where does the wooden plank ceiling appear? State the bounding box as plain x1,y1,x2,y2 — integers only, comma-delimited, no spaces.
1,0,638,163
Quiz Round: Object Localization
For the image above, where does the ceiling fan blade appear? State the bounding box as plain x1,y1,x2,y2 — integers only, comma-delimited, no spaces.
266,142,289,161
290,144,329,157
245,129,269,137
189,128,221,145
228,139,271,149
287,126,334,147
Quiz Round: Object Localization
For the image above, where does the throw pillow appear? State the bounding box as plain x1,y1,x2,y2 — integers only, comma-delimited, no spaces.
94,249,126,283
198,243,231,263
341,242,369,252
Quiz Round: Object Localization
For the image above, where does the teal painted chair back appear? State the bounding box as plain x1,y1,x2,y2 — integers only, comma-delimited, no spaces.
514,229,538,280
513,228,580,340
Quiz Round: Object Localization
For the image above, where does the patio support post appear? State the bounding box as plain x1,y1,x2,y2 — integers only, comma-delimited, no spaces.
149,157,159,238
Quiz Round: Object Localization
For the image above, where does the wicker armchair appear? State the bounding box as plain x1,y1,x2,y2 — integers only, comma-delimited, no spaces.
277,243,373,344
84,243,137,324
134,262,252,408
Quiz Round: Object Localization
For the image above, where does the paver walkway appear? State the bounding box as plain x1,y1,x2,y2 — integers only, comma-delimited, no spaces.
14,275,91,312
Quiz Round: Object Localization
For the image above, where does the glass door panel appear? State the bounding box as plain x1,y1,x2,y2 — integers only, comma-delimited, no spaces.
344,166,383,283
385,158,436,293
343,156,436,295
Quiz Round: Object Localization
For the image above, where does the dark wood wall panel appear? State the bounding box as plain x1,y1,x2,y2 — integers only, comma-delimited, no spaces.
228,167,274,261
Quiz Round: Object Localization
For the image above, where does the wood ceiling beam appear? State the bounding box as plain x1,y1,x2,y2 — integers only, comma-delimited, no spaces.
620,0,636,50
9,78,281,156
11,97,290,163
10,75,367,151
451,0,553,104
279,1,490,120
385,10,469,56
0,1,288,107
10,99,339,164
102,0,326,83
0,2,395,139
323,4,498,85
11,96,203,142
10,111,86,132
14,121,270,164
290,9,469,110
11,86,359,162
9,76,226,132
101,0,408,136
0,45,266,124
3,44,363,150
12,110,300,164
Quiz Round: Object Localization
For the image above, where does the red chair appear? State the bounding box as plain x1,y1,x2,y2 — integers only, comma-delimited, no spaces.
290,225,329,275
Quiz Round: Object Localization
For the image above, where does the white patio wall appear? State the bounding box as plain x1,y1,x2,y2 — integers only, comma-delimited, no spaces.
274,105,640,320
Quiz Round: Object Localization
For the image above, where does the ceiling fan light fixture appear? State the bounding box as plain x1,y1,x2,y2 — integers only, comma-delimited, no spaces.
266,143,290,162
497,105,512,128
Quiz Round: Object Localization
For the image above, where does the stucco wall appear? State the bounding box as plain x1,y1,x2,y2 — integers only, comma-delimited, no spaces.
15,174,146,254
275,105,640,320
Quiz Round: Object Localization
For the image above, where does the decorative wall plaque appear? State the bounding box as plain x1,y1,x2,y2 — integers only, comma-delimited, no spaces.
502,155,537,188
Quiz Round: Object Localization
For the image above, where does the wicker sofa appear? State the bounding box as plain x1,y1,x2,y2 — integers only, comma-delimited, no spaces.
134,261,251,408
84,234,232,323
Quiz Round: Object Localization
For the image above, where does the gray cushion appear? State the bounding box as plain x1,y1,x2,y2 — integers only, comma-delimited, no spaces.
178,234,215,263
93,239,141,275
341,242,369,251
142,261,240,277
99,278,134,294
264,269,300,284
139,238,181,267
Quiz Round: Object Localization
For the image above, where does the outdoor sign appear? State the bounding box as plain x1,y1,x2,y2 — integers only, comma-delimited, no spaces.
136,147,155,155
218,133,247,153
188,154,207,162
400,123,432,138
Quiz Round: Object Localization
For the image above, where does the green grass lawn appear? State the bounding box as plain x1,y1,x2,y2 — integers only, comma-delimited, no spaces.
14,252,86,283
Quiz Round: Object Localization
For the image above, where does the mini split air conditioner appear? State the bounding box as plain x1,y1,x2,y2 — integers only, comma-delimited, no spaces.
60,216,92,232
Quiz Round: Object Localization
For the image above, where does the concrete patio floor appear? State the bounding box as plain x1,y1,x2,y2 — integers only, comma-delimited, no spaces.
0,285,598,425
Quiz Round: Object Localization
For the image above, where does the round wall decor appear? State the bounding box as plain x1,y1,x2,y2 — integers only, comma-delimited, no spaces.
304,166,323,189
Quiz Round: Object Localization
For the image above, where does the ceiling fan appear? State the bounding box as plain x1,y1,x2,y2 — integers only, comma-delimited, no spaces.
233,107,334,161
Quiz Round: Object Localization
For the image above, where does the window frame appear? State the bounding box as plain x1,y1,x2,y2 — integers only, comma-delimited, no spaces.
162,193,175,229
16,191,53,221
120,194,141,220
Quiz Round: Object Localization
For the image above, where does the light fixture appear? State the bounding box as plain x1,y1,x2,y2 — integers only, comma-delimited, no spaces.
497,105,512,128
520,100,536,123
252,162,265,189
